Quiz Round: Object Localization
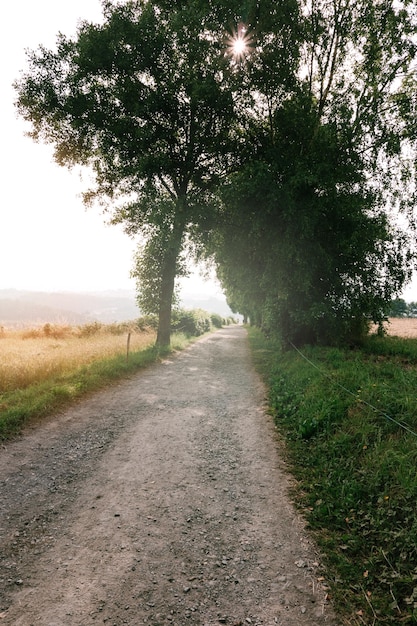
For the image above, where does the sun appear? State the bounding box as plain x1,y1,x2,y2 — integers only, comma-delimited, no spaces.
226,23,252,60
233,36,247,57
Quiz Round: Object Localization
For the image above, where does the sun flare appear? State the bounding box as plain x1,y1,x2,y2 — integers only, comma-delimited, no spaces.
233,37,247,56
226,23,252,60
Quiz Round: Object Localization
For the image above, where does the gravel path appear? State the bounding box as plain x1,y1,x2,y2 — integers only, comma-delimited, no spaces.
0,326,338,625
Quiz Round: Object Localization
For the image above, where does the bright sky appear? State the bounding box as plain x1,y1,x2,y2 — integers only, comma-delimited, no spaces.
1,1,416,302
0,0,223,298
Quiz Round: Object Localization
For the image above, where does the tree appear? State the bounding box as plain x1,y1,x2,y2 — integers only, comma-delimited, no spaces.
388,298,408,317
14,0,238,346
211,88,414,344
207,0,417,345
129,197,188,318
15,0,417,347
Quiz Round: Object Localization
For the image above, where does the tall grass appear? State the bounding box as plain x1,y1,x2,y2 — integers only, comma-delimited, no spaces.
249,327,417,625
0,322,156,393
0,322,162,439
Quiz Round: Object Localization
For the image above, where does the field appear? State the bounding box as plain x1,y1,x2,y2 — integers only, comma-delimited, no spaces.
0,321,160,439
383,317,417,338
0,322,156,393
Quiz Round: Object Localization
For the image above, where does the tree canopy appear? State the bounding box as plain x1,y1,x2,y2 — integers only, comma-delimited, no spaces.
15,0,417,346
205,0,417,344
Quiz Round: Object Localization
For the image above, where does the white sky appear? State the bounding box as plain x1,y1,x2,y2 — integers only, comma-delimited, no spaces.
0,0,223,298
1,1,416,302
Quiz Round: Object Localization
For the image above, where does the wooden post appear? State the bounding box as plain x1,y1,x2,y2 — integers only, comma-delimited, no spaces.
126,332,131,363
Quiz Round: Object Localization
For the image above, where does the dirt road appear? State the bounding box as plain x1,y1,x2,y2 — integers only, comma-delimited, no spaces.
0,326,338,625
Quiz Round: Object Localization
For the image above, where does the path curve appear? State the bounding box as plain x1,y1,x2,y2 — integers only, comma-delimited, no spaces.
0,326,338,625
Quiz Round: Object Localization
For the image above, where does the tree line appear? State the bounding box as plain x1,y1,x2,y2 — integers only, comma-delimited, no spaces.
14,0,417,346
389,298,417,318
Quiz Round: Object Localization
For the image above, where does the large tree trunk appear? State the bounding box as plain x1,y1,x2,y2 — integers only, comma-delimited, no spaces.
156,249,178,347
155,204,186,348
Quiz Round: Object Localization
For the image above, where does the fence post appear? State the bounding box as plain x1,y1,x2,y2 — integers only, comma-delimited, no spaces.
126,332,131,363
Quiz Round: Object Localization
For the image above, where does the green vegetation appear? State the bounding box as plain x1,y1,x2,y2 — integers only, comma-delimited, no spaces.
133,310,236,337
171,308,234,337
389,299,417,318
249,327,417,624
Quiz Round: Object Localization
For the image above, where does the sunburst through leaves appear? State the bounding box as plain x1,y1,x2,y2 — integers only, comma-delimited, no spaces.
226,22,252,60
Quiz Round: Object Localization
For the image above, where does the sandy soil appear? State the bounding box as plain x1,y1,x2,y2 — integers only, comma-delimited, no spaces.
0,326,338,626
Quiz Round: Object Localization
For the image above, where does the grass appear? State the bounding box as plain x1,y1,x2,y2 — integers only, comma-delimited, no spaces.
248,327,417,625
0,322,191,440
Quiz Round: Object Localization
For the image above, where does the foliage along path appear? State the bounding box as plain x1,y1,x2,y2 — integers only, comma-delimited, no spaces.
0,326,337,625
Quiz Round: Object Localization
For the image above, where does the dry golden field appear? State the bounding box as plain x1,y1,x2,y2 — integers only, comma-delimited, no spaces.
382,317,417,338
0,324,156,393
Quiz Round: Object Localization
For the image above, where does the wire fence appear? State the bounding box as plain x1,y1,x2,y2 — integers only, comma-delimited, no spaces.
289,341,417,439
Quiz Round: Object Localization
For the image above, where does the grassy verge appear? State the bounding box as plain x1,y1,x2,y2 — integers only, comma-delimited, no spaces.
0,331,191,440
248,327,417,625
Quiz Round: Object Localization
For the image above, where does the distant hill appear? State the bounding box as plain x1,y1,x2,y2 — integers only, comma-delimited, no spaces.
0,289,140,327
181,293,235,318
0,289,234,327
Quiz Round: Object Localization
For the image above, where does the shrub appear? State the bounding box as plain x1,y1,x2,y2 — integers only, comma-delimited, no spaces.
21,328,43,339
210,313,224,329
135,315,159,331
78,321,103,337
171,309,211,337
42,324,73,339
106,322,130,335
